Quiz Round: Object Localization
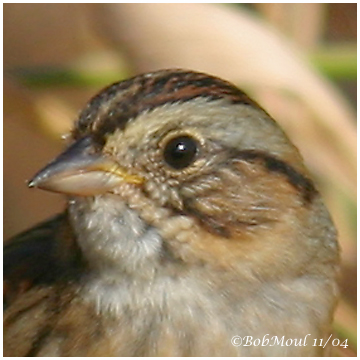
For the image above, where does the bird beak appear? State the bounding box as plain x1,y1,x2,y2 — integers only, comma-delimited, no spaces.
28,136,143,196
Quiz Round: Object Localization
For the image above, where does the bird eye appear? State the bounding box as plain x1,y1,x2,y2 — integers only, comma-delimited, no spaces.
163,135,198,170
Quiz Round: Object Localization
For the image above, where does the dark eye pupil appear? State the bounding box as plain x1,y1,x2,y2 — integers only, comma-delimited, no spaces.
164,136,198,169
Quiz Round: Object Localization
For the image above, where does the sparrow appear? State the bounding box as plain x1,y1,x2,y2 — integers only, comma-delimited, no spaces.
4,69,340,356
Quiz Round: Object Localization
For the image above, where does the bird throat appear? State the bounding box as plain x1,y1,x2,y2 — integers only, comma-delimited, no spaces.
68,194,163,277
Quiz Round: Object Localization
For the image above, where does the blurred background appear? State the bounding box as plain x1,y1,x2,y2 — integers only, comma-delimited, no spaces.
3,4,356,355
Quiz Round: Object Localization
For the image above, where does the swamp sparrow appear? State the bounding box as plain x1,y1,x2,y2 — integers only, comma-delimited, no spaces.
4,69,340,356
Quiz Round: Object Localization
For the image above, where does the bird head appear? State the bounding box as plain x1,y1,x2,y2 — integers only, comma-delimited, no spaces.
29,70,338,280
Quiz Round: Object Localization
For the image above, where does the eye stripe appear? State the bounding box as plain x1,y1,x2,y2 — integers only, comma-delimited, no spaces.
233,150,317,203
